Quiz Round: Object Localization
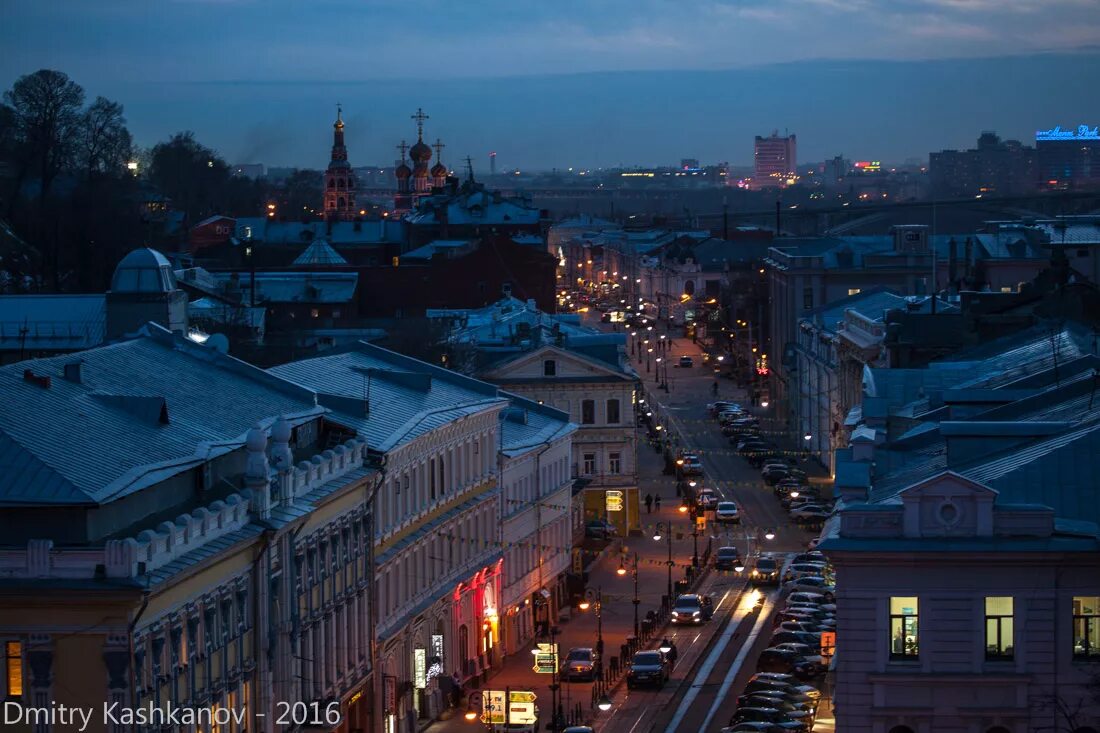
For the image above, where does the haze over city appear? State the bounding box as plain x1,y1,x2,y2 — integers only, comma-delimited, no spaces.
2,0,1099,168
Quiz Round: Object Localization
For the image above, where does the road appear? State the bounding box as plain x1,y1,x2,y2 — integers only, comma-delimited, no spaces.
588,318,821,733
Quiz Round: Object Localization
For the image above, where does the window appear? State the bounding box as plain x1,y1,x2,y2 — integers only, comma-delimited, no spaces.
1073,596,1100,659
5,641,21,697
544,360,557,376
310,308,320,318
581,400,595,425
803,287,814,310
1000,286,1013,293
430,459,436,500
606,399,620,424
889,596,919,659
608,452,621,474
847,288,861,296
582,453,596,475
392,256,400,268
985,596,1014,660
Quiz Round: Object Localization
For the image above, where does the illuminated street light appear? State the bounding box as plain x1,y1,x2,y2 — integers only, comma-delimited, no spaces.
597,694,613,712
764,528,776,541
804,433,812,442
761,400,770,408
659,638,673,654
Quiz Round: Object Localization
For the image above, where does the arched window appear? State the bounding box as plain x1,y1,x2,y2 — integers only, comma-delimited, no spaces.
327,178,335,189
888,727,916,733
337,178,345,190
683,280,695,296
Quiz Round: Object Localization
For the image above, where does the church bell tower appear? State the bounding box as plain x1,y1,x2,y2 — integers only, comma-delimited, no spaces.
323,105,357,221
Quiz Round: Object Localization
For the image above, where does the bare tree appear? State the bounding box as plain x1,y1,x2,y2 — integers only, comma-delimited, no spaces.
78,96,131,180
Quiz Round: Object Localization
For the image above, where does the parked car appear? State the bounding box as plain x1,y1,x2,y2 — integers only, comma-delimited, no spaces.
731,706,810,729
752,556,781,585
792,551,828,565
737,439,773,453
695,488,720,510
785,577,836,600
777,620,824,635
715,501,741,523
708,401,742,416
715,546,742,571
761,466,792,485
784,563,830,581
749,673,822,699
769,631,822,648
789,506,832,526
756,647,804,673
562,647,599,681
679,355,694,368
585,519,617,540
723,723,808,733
771,643,827,675
672,594,714,624
739,697,816,723
626,650,669,689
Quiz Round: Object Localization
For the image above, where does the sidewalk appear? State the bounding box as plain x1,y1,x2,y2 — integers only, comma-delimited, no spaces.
426,422,702,733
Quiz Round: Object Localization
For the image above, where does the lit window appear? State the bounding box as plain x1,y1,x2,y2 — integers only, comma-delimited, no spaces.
848,288,861,296
5,641,21,697
310,308,320,318
1073,596,1100,659
985,596,1014,660
889,597,919,659
392,256,400,267
1000,286,1013,294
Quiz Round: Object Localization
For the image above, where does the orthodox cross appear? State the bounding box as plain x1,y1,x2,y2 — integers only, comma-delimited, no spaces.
336,102,342,121
396,140,408,161
433,139,445,163
411,108,429,139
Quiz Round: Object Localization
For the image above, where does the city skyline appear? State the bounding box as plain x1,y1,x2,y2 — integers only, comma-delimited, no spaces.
2,1,1099,169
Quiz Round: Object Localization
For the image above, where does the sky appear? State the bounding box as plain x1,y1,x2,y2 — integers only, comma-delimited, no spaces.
2,0,1099,170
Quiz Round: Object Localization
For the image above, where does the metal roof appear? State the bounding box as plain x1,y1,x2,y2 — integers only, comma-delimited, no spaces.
0,324,320,506
269,342,509,453
292,239,348,266
0,294,106,353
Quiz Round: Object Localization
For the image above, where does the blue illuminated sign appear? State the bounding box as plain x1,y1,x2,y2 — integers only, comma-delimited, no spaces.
1036,124,1099,142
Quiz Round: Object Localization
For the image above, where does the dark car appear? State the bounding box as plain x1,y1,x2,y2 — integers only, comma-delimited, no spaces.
715,546,742,571
730,707,810,731
626,650,668,689
679,355,694,368
695,488,720,510
756,647,804,674
752,556,780,586
672,594,714,624
737,688,818,711
562,647,599,681
585,519,617,540
770,631,822,648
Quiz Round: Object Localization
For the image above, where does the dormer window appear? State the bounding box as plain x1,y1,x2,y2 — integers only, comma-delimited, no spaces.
543,360,556,376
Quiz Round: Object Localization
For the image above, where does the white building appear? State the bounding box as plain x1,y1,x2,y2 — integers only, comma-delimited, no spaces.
823,322,1100,733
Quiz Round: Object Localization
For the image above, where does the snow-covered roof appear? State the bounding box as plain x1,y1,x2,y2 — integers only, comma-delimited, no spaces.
293,239,348,266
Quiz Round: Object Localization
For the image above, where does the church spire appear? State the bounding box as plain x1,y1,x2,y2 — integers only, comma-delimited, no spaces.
411,107,429,142
323,104,355,221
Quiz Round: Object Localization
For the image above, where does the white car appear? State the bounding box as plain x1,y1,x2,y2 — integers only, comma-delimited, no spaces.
786,576,836,600
714,501,741,523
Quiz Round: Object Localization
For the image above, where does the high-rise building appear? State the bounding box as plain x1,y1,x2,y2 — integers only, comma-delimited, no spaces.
1036,124,1100,190
323,105,357,220
754,131,797,187
929,131,1037,198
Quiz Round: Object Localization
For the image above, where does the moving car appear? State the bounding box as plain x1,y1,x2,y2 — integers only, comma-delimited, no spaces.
714,501,741,523
562,647,599,681
714,546,742,571
695,488,720,510
626,650,669,689
585,519,617,540
751,556,780,586
672,594,714,624
679,355,694,368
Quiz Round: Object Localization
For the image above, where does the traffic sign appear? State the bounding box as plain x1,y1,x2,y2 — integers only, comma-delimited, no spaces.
606,490,623,512
532,642,558,673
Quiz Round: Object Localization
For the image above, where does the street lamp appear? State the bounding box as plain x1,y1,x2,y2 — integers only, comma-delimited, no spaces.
597,694,613,712
464,692,480,722
689,506,700,568
655,356,662,383
764,528,777,541
618,553,640,637
653,522,674,603
659,638,672,654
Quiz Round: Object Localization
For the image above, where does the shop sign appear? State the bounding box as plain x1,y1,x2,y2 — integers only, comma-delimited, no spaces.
414,648,427,689
532,642,558,673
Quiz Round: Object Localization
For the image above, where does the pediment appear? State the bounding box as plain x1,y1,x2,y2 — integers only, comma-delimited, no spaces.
898,471,997,538
484,345,625,381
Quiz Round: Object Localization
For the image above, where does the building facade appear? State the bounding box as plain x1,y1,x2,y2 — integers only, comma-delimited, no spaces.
753,131,797,188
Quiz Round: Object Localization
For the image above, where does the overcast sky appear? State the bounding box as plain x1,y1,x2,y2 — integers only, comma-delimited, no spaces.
2,0,1098,169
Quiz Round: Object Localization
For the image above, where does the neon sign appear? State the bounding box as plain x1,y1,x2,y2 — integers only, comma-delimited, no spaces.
1036,125,1099,142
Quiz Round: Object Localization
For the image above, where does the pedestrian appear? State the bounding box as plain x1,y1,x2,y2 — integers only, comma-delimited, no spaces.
654,494,662,511
667,640,679,667
644,493,654,514
450,671,463,708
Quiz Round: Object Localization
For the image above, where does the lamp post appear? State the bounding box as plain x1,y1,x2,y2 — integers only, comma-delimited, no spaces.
690,507,700,568
652,522,674,603
654,356,662,383
543,623,563,733
618,552,640,637
579,587,604,658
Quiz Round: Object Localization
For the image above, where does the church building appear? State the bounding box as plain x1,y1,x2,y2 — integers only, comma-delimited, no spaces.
323,106,358,221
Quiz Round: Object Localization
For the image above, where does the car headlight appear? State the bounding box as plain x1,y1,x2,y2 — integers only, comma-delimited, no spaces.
671,611,679,616
692,611,700,617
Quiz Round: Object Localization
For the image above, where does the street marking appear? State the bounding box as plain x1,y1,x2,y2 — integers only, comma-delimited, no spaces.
661,588,752,733
697,593,778,733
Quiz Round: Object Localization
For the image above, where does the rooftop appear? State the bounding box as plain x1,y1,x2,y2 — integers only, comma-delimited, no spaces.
0,294,106,353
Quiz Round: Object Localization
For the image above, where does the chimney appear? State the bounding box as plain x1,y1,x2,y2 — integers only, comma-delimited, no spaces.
23,369,51,389
63,360,83,384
